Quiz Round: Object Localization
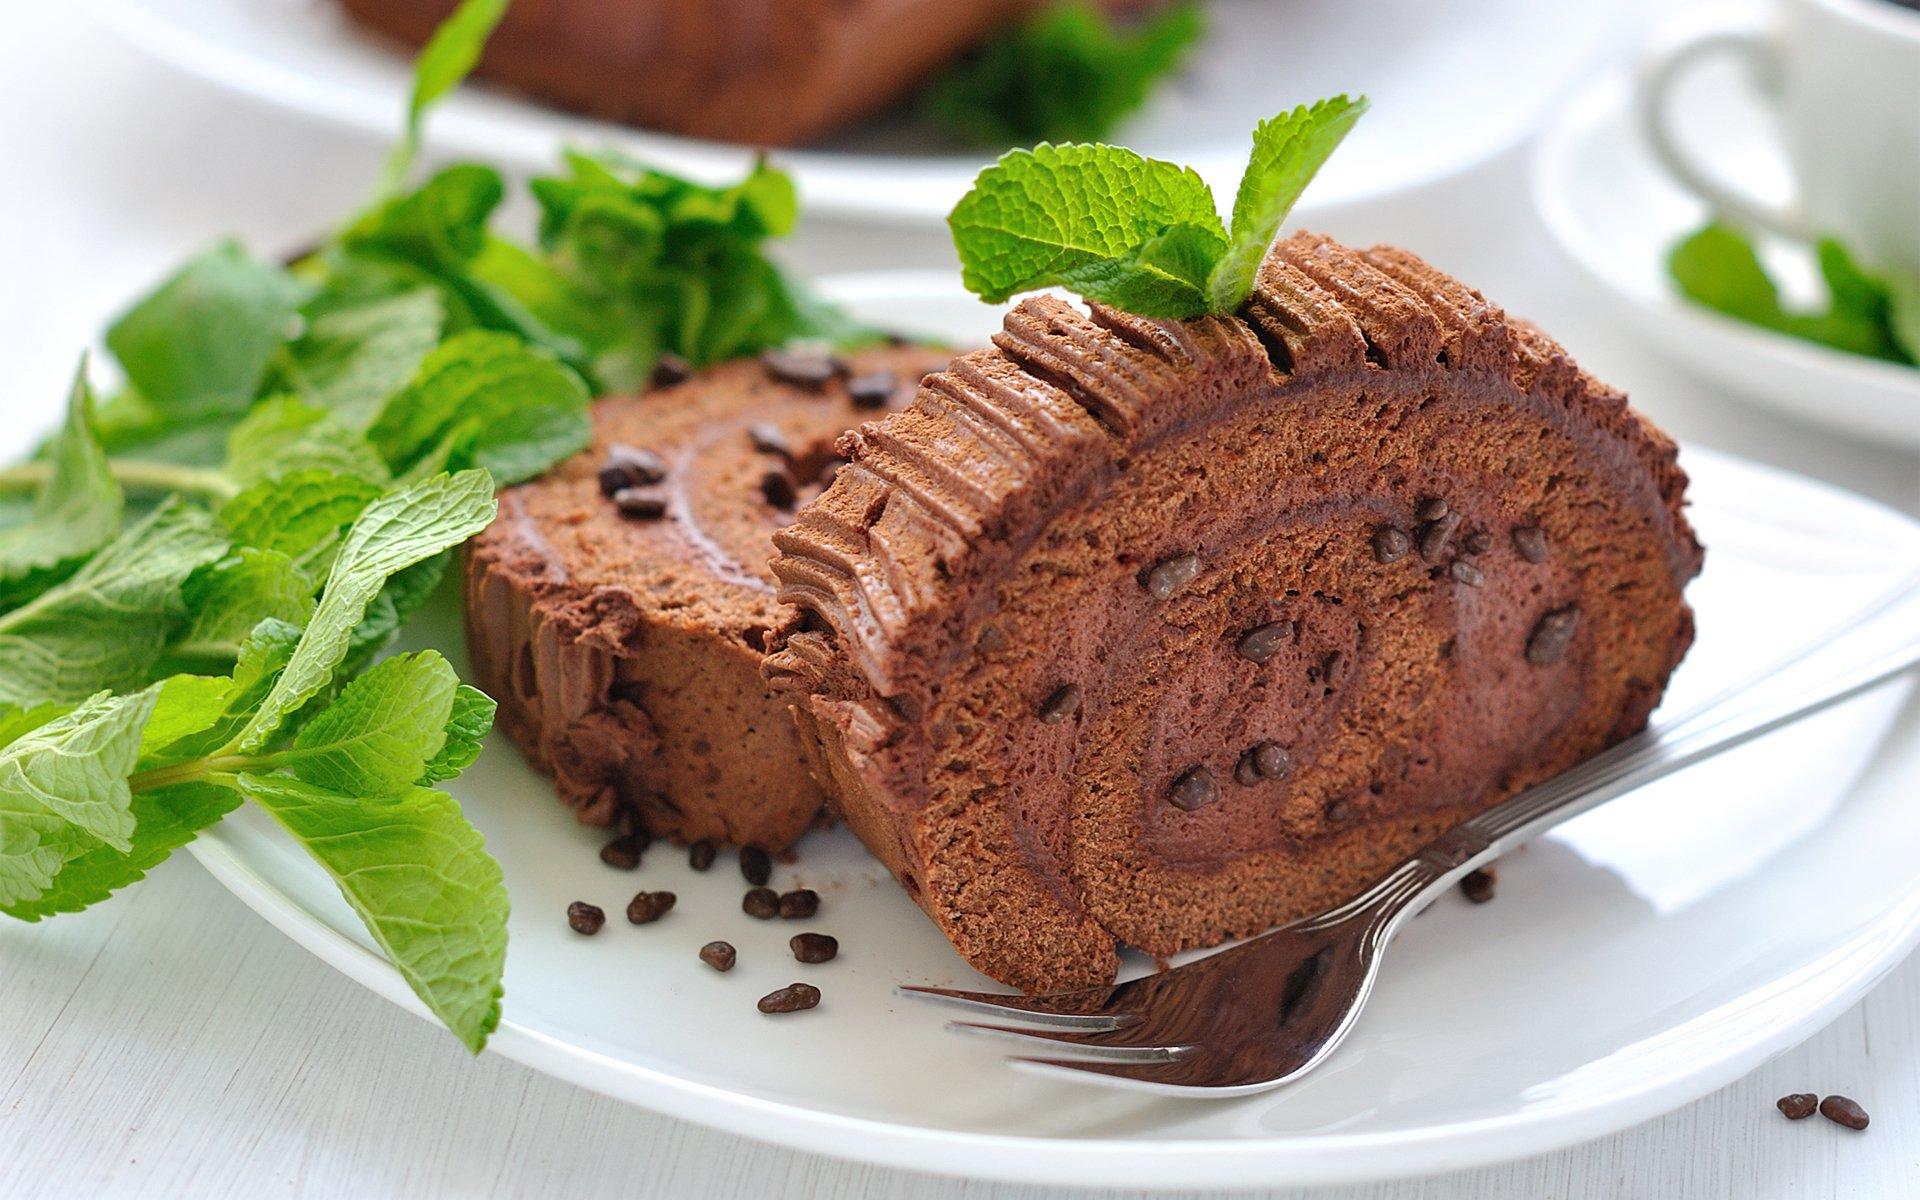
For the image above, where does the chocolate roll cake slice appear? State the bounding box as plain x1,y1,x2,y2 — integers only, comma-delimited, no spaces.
464,345,946,851
765,233,1702,993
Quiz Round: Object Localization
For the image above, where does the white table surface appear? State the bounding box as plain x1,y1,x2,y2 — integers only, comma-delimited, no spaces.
4,5,1919,1198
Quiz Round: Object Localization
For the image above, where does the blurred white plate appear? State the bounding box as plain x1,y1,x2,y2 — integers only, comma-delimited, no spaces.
184,272,1920,1187
95,0,1644,226
1532,74,1920,451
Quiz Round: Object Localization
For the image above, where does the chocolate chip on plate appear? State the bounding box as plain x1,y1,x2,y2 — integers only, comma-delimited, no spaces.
688,841,716,872
1038,683,1082,723
1776,1093,1819,1120
758,983,822,1014
740,845,772,886
742,887,780,920
625,890,676,925
790,933,839,963
699,941,737,972
1819,1095,1870,1130
1460,867,1497,904
779,889,820,919
566,901,605,935
599,835,645,871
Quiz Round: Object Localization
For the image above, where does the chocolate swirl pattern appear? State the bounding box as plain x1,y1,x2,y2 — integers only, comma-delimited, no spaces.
766,233,1702,993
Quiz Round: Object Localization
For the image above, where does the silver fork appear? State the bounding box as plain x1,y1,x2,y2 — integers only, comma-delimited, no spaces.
901,572,1920,1096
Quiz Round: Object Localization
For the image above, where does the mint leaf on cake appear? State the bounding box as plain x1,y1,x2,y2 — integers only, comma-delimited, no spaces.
950,96,1368,319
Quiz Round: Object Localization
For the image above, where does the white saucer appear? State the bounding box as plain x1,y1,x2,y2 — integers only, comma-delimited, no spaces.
183,271,1920,1188
94,0,1645,226
1531,73,1920,451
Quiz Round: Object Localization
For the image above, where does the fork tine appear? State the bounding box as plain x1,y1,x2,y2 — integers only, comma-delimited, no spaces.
946,1021,1183,1063
896,984,1131,1029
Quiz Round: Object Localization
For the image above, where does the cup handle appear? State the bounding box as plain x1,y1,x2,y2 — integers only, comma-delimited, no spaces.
1635,18,1810,240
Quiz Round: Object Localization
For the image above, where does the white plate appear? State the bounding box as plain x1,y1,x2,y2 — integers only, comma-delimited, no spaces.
1531,73,1920,451
187,273,1920,1189
95,0,1645,226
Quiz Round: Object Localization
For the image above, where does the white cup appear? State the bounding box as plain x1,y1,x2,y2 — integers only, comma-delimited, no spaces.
1637,0,1920,275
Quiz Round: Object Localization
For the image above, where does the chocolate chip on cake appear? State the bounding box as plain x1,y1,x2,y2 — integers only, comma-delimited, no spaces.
1232,741,1291,787
778,889,820,919
699,940,736,972
847,371,897,409
612,488,668,520
566,901,605,935
1776,1093,1818,1120
1235,620,1294,663
1416,497,1450,522
748,422,791,457
1512,525,1549,564
1417,511,1463,561
1144,553,1201,599
740,845,772,886
790,932,839,963
1463,529,1493,555
1320,650,1347,686
1819,1095,1870,1130
742,887,780,919
625,890,676,924
762,347,843,389
1372,525,1411,564
648,352,691,389
689,841,715,871
1449,559,1485,588
761,468,798,509
1038,684,1082,723
1460,867,1497,903
1169,766,1221,812
757,982,821,1014
1526,606,1580,665
600,835,644,870
598,444,668,496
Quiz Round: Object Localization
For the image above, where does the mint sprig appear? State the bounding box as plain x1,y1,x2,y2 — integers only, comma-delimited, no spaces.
949,96,1367,319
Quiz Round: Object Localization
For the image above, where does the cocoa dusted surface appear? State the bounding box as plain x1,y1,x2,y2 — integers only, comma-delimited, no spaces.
464,345,948,852
766,233,1703,994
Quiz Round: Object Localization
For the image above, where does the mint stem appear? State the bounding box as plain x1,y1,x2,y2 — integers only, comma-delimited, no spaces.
127,757,257,794
0,458,239,502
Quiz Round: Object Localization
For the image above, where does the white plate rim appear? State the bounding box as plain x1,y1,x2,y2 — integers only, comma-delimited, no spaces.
178,267,1920,1186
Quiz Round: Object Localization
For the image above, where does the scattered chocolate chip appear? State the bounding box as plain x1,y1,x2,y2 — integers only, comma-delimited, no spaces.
762,347,843,389
748,422,791,457
625,890,676,924
1777,1093,1819,1120
566,901,605,935
1512,525,1549,564
1321,650,1347,686
699,940,736,972
1460,867,1497,904
1144,553,1201,599
790,932,839,963
688,841,715,872
600,835,644,871
613,488,668,520
1038,684,1082,723
847,371,897,409
1372,525,1411,564
1235,620,1294,663
1819,1095,1870,1130
648,352,691,389
598,444,668,496
760,468,797,509
1252,742,1291,779
758,982,822,1014
1463,530,1493,555
1169,766,1221,812
740,846,773,886
742,887,780,920
1525,606,1580,666
1418,511,1463,561
1449,560,1485,588
778,889,820,919
1416,497,1450,521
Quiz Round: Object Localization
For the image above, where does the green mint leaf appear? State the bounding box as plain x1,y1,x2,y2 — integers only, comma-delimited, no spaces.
1208,95,1368,313
279,651,458,794
1810,240,1905,361
279,289,446,430
220,469,385,579
950,142,1226,316
105,243,310,418
0,702,67,751
419,685,495,784
0,688,157,905
232,470,496,754
226,397,393,487
2,780,240,921
350,164,504,272
168,549,316,669
380,0,510,195
0,499,229,707
1886,273,1920,365
926,1,1204,147
150,619,304,769
0,364,124,604
137,674,237,758
1670,222,1789,326
238,773,508,1052
368,331,591,486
